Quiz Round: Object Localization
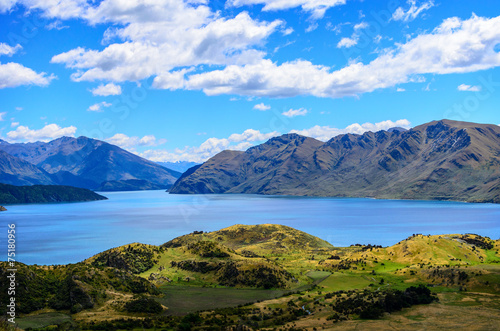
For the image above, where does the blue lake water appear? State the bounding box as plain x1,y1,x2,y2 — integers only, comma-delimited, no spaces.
1,190,499,265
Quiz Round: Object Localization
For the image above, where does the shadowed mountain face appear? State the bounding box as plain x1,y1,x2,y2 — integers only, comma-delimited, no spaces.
170,120,500,203
0,150,54,186
0,137,181,190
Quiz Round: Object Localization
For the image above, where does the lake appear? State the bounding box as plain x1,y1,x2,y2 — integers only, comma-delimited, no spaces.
2,190,499,265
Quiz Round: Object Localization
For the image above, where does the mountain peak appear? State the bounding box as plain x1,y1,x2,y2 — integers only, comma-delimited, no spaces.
171,119,500,203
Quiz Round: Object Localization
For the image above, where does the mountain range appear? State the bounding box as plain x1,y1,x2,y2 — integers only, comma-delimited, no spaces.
0,137,180,191
156,161,200,173
170,120,500,203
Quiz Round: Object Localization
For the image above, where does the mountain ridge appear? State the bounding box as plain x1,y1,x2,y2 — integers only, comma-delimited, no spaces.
170,119,500,203
0,136,181,191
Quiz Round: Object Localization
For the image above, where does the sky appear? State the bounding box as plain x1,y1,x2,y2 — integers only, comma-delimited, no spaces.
0,0,499,163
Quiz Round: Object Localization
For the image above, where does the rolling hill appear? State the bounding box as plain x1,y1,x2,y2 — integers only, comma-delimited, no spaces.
4,224,499,330
170,120,500,203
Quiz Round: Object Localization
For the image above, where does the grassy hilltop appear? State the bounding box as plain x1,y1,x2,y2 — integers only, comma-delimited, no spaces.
2,224,500,330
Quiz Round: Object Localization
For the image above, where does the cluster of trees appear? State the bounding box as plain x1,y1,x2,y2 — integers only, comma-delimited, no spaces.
327,285,437,321
124,296,163,314
0,262,158,315
90,244,163,274
186,241,231,258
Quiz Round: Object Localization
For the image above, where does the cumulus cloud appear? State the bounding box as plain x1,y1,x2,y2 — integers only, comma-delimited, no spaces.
87,101,112,112
90,82,122,96
50,1,282,83
106,133,166,151
228,0,347,19
0,43,22,56
457,84,481,92
11,121,19,127
290,119,411,141
392,0,434,22
187,15,500,98
141,128,280,163
253,103,270,111
6,123,77,142
0,62,56,88
282,108,308,117
0,112,6,121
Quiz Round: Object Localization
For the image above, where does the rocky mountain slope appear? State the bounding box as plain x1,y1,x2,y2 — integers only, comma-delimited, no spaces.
170,120,500,203
0,136,181,190
0,150,54,186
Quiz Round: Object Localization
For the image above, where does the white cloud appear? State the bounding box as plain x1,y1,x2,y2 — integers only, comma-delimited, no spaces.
0,112,6,121
141,128,280,163
6,123,77,142
396,87,405,92
282,108,308,118
106,133,166,151
228,0,347,19
0,0,17,13
45,20,69,30
253,103,270,111
0,62,56,88
0,43,22,56
336,21,368,48
392,0,434,22
152,68,192,90
50,1,282,83
282,27,294,36
291,119,411,141
11,121,19,127
337,37,358,48
90,82,122,96
305,23,318,33
353,22,368,30
228,128,278,142
87,101,112,112
457,84,481,92
187,15,500,98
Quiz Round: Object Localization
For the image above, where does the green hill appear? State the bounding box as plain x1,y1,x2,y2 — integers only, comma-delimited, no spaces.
0,183,107,205
164,224,334,254
6,225,500,330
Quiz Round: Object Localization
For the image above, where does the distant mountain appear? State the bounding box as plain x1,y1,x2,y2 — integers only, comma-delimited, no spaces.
0,150,54,186
0,137,181,191
170,120,500,203
0,183,107,204
157,161,200,173
97,179,170,192
387,127,408,133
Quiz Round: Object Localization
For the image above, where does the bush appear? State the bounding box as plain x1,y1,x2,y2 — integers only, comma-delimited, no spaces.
124,297,163,314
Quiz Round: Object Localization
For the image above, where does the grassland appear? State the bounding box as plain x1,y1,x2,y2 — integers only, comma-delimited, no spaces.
6,225,500,330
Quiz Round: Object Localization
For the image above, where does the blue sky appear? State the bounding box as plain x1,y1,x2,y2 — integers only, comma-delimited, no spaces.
0,0,499,163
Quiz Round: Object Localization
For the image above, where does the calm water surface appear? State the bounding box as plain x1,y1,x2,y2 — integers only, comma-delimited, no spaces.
1,190,499,265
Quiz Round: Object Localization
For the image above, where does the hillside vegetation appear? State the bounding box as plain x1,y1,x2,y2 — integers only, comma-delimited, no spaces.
0,183,107,204
5,224,500,330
